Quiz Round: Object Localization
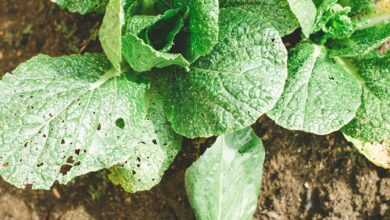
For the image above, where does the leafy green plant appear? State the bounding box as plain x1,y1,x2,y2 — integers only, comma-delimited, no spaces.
0,0,389,218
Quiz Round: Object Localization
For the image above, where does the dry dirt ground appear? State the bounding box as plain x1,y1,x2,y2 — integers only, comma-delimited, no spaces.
0,0,389,219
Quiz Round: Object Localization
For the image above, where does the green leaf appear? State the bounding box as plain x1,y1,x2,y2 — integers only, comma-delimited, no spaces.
99,0,127,71
186,0,219,61
122,34,190,72
185,127,265,220
338,0,375,16
108,86,182,192
52,0,108,14
286,0,317,37
339,57,390,143
220,0,300,36
155,8,287,138
328,22,390,58
313,0,355,40
327,3,390,58
268,43,361,135
344,135,389,169
139,7,187,52
0,54,180,190
121,8,190,72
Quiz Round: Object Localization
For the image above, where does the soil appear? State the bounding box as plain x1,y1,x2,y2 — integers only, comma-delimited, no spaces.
0,0,389,219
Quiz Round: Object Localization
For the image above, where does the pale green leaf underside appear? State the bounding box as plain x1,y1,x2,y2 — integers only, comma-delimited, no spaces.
344,134,390,169
122,10,190,72
220,0,300,36
187,0,219,61
108,86,183,192
52,0,108,14
99,0,125,71
342,57,390,143
157,8,288,138
185,127,265,220
122,34,190,72
268,43,361,135
287,0,317,37
0,54,178,190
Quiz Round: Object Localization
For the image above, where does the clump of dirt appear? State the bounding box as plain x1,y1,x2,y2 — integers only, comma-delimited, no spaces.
0,0,101,75
0,0,389,219
254,118,390,220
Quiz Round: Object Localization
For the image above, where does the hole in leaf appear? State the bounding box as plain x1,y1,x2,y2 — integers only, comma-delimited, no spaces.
115,118,125,129
66,156,75,164
60,164,73,175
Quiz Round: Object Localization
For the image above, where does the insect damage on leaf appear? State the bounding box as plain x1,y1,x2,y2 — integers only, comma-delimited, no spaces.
0,54,181,190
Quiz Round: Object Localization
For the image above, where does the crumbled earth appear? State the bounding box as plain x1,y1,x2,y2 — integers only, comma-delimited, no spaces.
0,0,389,219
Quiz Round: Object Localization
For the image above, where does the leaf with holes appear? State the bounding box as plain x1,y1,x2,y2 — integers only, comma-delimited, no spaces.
185,127,265,220
0,53,181,190
268,42,361,134
108,86,183,192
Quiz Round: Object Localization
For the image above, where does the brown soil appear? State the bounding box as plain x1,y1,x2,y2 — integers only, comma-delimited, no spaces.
0,0,389,219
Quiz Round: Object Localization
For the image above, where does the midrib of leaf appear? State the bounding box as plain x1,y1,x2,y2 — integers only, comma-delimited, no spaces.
90,68,121,90
301,44,322,128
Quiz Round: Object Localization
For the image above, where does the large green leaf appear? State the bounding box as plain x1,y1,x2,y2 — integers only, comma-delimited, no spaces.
185,127,265,220
52,0,108,14
0,54,180,190
220,0,299,36
155,8,287,138
122,8,190,72
268,43,361,135
187,0,219,61
338,57,389,169
286,0,317,37
340,58,390,142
